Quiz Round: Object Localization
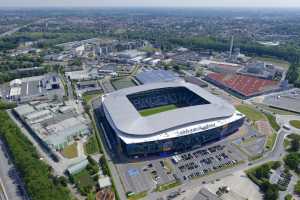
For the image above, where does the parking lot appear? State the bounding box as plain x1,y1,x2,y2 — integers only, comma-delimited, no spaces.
117,141,245,195
171,143,244,182
118,159,175,194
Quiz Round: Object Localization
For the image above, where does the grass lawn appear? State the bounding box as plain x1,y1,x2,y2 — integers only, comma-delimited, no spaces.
62,142,78,159
127,191,147,200
139,104,177,117
83,91,102,103
290,120,300,129
84,135,99,155
73,169,95,189
111,78,137,90
284,138,291,150
155,181,181,192
265,113,280,131
265,132,277,150
236,104,265,122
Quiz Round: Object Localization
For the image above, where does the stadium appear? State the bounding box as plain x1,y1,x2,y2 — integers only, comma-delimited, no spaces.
101,82,245,157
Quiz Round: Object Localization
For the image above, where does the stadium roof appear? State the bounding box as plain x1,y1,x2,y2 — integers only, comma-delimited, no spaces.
102,82,237,139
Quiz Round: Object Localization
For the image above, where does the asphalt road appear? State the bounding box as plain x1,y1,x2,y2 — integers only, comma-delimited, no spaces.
90,77,291,200
91,98,127,200
146,129,288,200
0,19,47,38
0,139,29,200
91,94,289,200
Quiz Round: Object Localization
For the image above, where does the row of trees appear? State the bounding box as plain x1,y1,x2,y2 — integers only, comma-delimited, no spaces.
286,62,300,87
246,161,282,200
0,110,71,200
284,134,300,173
0,53,46,84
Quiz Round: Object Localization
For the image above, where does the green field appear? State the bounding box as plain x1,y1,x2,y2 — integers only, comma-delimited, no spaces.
155,181,181,192
84,135,99,155
236,104,266,122
265,113,280,131
265,132,277,150
111,78,137,90
127,191,147,200
82,91,102,103
139,104,177,117
62,143,78,159
290,120,300,129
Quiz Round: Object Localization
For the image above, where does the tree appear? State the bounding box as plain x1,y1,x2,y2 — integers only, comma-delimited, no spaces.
284,153,300,170
173,65,180,71
290,139,300,152
286,62,300,85
284,194,293,200
264,184,279,200
271,161,282,170
196,67,204,77
255,164,270,179
58,176,68,187
0,111,71,200
99,156,109,176
294,181,300,195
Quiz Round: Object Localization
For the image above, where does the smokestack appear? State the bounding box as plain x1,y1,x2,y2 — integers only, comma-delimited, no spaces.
229,36,234,58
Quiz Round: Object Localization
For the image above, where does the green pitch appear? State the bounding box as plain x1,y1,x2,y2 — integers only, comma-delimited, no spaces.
139,104,177,117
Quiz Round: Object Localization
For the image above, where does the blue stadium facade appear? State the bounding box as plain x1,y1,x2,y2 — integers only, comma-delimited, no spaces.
101,82,245,157
121,118,244,156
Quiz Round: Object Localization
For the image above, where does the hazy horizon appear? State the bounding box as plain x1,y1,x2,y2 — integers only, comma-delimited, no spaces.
1,0,300,8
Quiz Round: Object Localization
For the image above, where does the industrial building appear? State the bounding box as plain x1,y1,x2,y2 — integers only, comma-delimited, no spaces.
237,62,283,80
4,74,64,102
101,82,245,157
13,101,91,150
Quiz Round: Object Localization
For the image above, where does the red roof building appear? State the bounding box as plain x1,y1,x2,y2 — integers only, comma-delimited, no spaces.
206,73,280,97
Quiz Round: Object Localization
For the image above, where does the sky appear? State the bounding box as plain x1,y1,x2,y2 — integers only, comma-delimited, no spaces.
1,0,300,8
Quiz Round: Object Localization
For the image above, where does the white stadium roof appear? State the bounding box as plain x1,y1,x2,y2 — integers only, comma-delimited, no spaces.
102,82,244,144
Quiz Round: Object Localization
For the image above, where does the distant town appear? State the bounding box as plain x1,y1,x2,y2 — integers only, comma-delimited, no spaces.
0,7,300,200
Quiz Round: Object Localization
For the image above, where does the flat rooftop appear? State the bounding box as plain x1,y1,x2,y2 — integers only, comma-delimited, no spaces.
263,88,300,113
135,69,181,84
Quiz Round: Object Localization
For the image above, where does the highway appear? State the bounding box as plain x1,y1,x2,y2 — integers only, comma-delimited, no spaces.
0,18,48,38
0,26,24,38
